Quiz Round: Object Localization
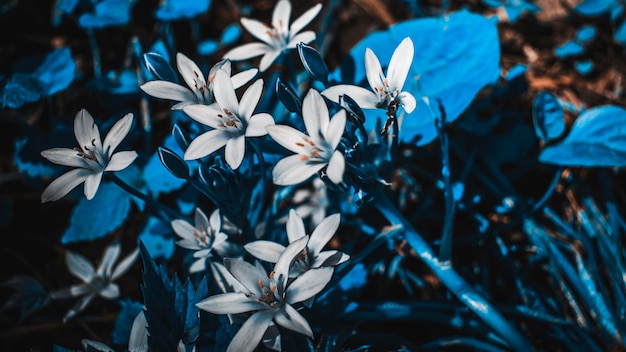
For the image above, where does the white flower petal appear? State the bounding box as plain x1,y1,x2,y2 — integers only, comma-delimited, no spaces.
140,81,197,103
103,113,133,156
214,70,239,117
272,0,291,35
171,219,195,240
196,292,269,314
226,310,274,352
224,258,267,296
312,250,349,267
41,168,90,203
239,79,264,121
325,150,344,185
321,85,379,109
209,209,221,232
286,31,316,48
290,3,322,36
286,266,334,304
274,235,309,292
259,50,282,72
225,135,246,170
97,242,121,277
66,250,96,282
184,129,230,160
99,282,120,299
176,53,205,96
182,104,224,129
325,110,346,149
105,151,138,172
244,240,286,263
83,172,103,200
274,303,313,338
195,208,210,233
111,248,138,280
308,214,340,256
64,294,95,322
223,43,271,61
189,258,207,273
246,113,274,137
240,18,274,46
231,68,258,89
302,89,328,140
272,155,325,186
128,311,148,352
398,91,417,114
41,148,89,168
387,37,414,93
286,209,306,243
74,109,101,154
266,125,310,154
365,48,385,95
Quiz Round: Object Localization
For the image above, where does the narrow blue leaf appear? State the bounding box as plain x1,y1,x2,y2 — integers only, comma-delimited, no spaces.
220,23,240,45
142,52,178,83
539,105,626,167
61,182,132,244
297,43,329,85
172,124,191,150
158,146,190,180
275,77,301,114
532,91,565,142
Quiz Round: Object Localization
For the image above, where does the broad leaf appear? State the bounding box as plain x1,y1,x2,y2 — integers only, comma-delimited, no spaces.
112,299,144,345
138,217,175,260
79,0,134,29
298,43,329,86
144,136,188,196
539,105,626,167
61,182,132,244
574,0,617,16
155,0,211,21
533,91,565,142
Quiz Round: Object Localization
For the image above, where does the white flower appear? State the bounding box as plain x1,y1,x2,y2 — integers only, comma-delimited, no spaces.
245,209,349,277
171,208,240,273
322,37,416,114
182,70,275,170
196,236,334,352
140,53,257,109
266,89,345,185
40,109,137,202
223,0,322,72
51,242,138,322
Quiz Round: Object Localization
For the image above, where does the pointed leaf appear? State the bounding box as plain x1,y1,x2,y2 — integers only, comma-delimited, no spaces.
298,43,329,86
275,78,301,113
158,146,189,180
142,52,178,83
532,91,565,142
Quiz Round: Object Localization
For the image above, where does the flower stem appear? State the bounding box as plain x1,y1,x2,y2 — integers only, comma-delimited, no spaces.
372,187,535,352
130,36,152,152
86,29,101,79
436,113,456,264
530,168,562,214
108,173,182,221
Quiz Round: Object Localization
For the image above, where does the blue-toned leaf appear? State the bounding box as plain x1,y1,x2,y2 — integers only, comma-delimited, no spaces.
298,43,329,85
172,124,191,150
533,91,565,142
576,25,597,43
144,137,187,197
158,146,189,180
554,41,584,59
142,52,178,83
138,216,175,260
52,0,79,26
14,123,74,178
334,10,500,146
79,0,134,29
610,3,624,21
107,68,139,95
34,47,76,96
220,24,240,45
575,60,593,75
539,105,626,167
614,22,626,46
53,345,74,352
61,182,132,244
275,77,301,113
574,0,617,16
1,276,49,321
155,0,211,21
506,64,527,81
112,299,144,345
504,5,523,22
340,93,366,124
339,263,367,291
197,40,219,56
1,73,42,108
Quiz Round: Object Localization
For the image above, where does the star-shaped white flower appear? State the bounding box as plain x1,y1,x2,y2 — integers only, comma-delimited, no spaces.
51,242,138,322
266,89,345,185
171,208,240,273
196,236,334,352
140,53,257,110
182,70,274,170
245,209,349,277
322,37,416,114
223,0,322,72
41,109,137,202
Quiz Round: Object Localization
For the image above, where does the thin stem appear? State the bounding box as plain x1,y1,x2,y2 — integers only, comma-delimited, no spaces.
131,36,152,152
530,168,562,214
437,115,455,263
372,188,535,352
109,173,182,221
86,29,101,78
250,140,267,211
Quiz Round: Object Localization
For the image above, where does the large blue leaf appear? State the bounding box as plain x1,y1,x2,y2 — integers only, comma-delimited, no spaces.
112,299,144,345
332,10,500,146
155,0,211,21
574,0,617,16
34,47,76,96
79,0,134,29
539,105,626,167
61,182,132,244
144,135,187,196
138,217,175,260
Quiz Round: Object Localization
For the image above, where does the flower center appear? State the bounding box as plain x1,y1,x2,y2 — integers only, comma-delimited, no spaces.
255,275,280,307
217,109,245,135
193,226,214,248
265,23,288,50
296,137,333,162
